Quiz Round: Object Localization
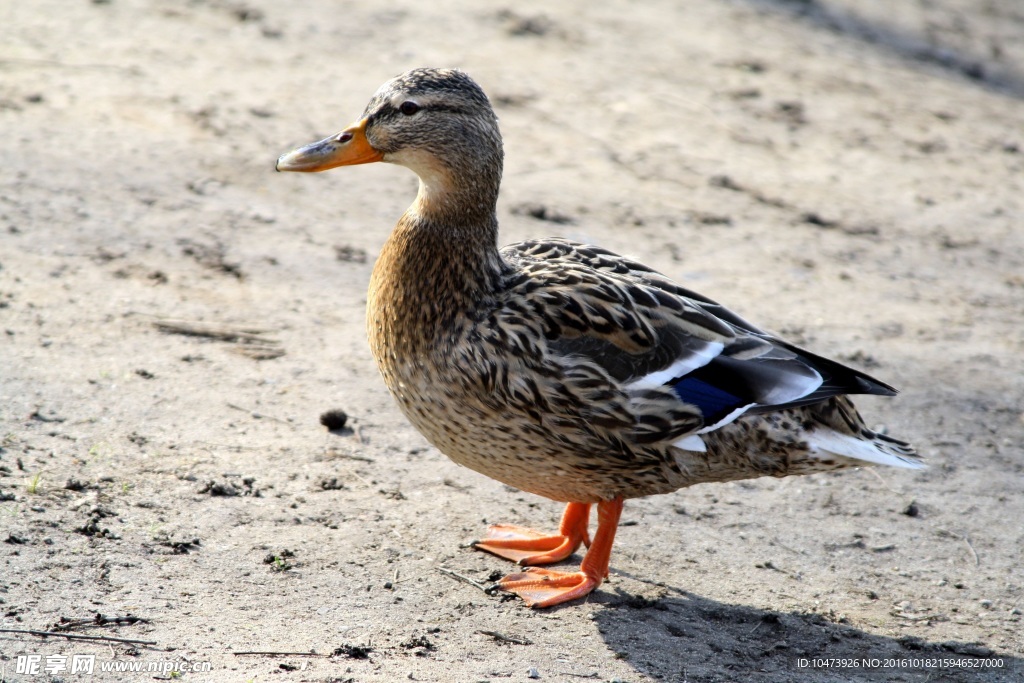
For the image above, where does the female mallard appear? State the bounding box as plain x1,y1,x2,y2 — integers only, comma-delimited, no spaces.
277,68,920,608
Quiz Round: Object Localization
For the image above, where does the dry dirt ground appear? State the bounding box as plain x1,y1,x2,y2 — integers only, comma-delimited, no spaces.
2,0,1023,681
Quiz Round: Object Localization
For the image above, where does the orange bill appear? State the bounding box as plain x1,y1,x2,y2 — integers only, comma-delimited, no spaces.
275,118,382,172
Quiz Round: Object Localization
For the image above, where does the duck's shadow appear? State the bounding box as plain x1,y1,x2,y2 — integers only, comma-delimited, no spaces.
583,581,1020,682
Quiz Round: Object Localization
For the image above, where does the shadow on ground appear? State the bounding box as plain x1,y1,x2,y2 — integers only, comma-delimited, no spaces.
591,588,1020,682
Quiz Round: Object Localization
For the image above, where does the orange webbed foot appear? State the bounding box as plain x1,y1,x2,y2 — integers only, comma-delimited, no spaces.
487,498,624,609
473,502,591,565
495,568,601,608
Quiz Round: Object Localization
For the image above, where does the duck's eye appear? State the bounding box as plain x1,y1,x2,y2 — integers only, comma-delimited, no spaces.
399,101,421,116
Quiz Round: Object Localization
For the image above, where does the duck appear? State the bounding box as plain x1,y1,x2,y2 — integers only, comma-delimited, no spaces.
276,67,921,608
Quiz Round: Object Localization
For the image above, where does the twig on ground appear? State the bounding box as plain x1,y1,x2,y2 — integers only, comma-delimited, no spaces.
937,528,980,567
963,535,980,567
477,630,532,645
0,628,156,646
892,612,945,622
323,448,374,463
152,319,277,344
436,567,492,593
769,537,803,555
53,614,150,632
865,468,903,494
226,402,293,427
232,651,322,657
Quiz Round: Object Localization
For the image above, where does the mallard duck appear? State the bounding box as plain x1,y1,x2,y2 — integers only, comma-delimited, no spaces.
277,68,921,608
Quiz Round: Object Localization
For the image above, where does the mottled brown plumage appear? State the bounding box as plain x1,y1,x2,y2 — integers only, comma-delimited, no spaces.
277,67,920,607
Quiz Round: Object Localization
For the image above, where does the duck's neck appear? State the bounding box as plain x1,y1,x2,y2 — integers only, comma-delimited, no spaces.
368,191,505,359
411,168,501,228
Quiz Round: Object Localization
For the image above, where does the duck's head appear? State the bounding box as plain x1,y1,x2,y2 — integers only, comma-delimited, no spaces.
277,68,504,218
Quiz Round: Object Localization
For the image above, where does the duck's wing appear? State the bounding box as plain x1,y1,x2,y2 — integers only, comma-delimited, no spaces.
502,238,897,437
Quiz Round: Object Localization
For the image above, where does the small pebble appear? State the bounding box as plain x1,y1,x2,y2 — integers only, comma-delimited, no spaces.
319,409,348,431
527,666,540,679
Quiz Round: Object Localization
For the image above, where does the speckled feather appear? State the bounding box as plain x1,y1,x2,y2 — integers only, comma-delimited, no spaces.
370,232,918,502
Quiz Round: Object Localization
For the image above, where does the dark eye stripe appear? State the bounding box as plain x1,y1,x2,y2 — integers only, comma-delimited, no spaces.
375,101,470,123
423,103,468,114
396,102,468,115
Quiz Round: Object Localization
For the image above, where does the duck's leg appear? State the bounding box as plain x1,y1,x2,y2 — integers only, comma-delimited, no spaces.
492,497,623,608
473,502,591,565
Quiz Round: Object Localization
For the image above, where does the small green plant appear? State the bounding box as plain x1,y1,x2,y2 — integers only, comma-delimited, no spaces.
263,549,296,572
25,473,42,494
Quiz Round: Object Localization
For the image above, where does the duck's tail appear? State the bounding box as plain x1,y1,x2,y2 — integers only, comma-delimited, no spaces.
804,395,922,469
807,427,923,469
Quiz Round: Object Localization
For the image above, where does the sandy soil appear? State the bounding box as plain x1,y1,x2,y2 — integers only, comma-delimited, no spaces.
2,0,1023,681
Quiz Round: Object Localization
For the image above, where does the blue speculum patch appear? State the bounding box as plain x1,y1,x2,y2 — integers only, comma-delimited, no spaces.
671,376,743,424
